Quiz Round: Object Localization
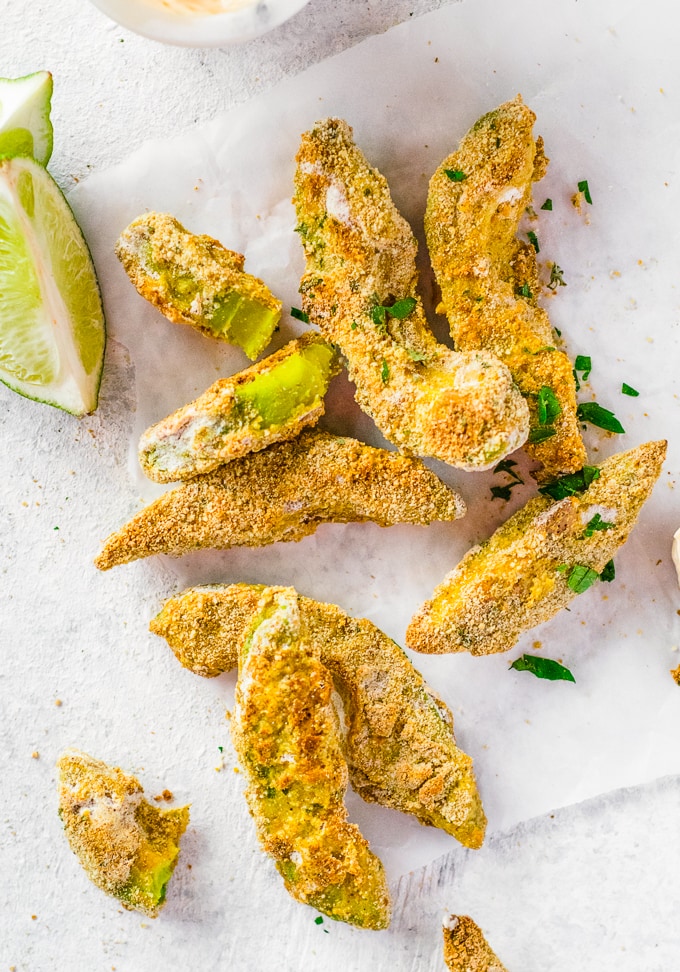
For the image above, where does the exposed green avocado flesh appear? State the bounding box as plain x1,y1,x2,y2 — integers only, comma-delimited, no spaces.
235,342,336,428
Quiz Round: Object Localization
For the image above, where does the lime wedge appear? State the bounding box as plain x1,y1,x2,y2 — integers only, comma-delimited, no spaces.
0,72,53,166
0,155,106,415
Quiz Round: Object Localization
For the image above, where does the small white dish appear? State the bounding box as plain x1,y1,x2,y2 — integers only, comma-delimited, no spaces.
89,0,312,46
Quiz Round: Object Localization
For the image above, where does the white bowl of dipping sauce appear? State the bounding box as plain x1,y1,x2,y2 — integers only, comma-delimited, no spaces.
89,0,312,46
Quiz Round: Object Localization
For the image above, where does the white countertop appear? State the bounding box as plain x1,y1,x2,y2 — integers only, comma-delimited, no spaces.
1,1,679,970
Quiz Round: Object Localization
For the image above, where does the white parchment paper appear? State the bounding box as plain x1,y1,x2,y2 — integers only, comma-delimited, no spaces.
70,0,680,878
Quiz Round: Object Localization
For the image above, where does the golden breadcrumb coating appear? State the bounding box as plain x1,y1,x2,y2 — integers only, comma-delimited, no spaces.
294,117,529,470
426,96,586,482
151,583,486,849
407,440,666,655
57,749,189,917
116,212,281,359
443,915,508,972
138,331,340,483
95,429,466,570
231,588,391,929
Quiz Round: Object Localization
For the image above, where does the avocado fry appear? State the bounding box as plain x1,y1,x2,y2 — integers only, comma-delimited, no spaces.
116,212,281,360
231,587,391,929
138,331,340,483
406,440,666,656
57,749,189,917
425,97,586,482
294,118,529,471
443,915,509,972
150,583,486,850
94,429,466,570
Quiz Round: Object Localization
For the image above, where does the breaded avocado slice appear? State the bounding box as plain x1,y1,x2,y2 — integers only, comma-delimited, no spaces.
116,212,281,360
57,749,189,917
139,331,340,482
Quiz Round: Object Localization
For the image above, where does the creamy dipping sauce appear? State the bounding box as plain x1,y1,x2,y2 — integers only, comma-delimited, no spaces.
150,0,253,14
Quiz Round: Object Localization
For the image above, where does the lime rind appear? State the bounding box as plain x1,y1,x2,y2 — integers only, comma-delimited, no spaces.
0,156,106,416
0,72,54,167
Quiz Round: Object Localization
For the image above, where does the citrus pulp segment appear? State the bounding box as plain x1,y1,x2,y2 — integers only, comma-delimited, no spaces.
0,72,54,166
0,156,106,416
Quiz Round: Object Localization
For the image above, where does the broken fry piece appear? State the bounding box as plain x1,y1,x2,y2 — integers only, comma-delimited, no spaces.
426,96,586,481
95,429,466,570
116,212,281,360
139,331,340,482
151,583,486,849
232,588,391,929
57,749,189,917
443,915,509,972
407,440,666,656
294,118,529,470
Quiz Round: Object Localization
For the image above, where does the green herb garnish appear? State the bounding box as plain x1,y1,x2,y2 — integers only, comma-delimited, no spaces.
493,458,520,477
490,457,524,501
527,230,540,253
622,383,639,397
548,263,566,290
406,348,428,362
388,297,417,319
510,654,575,683
537,385,562,425
371,303,387,332
516,283,533,299
528,426,557,444
490,485,515,501
582,513,615,538
574,355,592,381
540,198,553,211
371,295,416,332
577,402,625,434
538,465,600,500
444,168,467,182
380,359,390,383
350,321,358,330
291,307,309,323
577,179,593,204
314,916,324,925
559,563,601,593
600,559,616,582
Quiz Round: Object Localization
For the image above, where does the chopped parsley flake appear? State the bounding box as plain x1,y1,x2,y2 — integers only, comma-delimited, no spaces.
380,359,390,383
516,283,533,299
600,559,616,582
387,297,417,319
548,263,567,290
406,348,428,362
291,307,309,323
444,168,467,182
527,230,540,253
510,654,575,683
371,295,416,332
490,458,524,501
537,385,562,426
371,303,388,332
315,916,324,925
582,513,615,538
577,402,625,434
577,179,593,204
540,198,553,211
574,355,592,381
622,382,639,397
493,458,521,478
559,563,601,594
528,426,557,444
350,321,358,330
538,465,600,500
